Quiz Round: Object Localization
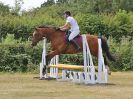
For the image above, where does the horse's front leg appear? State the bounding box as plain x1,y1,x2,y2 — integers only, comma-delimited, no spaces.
46,50,60,65
42,50,60,76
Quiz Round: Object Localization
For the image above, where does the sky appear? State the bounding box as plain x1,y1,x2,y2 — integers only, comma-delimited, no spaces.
0,0,46,11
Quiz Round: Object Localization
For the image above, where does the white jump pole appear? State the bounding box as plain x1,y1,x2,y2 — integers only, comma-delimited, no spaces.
97,37,108,83
82,35,96,84
40,38,59,79
49,55,59,78
40,38,47,79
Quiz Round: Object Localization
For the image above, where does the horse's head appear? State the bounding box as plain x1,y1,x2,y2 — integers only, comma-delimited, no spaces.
31,26,61,46
31,28,45,46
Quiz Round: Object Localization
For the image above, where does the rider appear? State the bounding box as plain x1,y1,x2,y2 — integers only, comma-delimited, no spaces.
59,11,80,51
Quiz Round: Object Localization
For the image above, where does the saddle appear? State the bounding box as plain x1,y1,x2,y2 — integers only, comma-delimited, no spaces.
63,30,82,53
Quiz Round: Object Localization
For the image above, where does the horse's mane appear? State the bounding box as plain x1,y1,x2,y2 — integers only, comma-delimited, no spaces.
37,25,57,29
37,25,64,32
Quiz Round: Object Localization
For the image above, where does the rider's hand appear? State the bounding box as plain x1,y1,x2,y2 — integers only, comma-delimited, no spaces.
60,28,66,31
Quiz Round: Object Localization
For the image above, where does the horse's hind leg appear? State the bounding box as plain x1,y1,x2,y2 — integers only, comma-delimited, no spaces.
103,55,111,75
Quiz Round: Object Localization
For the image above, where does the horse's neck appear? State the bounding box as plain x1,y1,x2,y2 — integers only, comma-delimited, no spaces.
44,29,64,42
47,30,65,48
41,28,55,40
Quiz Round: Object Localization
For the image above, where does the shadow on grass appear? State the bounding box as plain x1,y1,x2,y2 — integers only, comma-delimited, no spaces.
33,76,116,86
33,76,57,80
81,83,116,86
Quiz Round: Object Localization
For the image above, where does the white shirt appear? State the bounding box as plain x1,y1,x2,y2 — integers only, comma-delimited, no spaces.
66,16,80,32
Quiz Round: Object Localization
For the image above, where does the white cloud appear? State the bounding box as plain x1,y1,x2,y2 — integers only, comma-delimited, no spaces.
0,0,15,7
22,0,45,11
0,0,46,11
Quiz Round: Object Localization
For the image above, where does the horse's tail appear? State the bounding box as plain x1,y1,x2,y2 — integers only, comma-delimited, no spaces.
101,37,116,62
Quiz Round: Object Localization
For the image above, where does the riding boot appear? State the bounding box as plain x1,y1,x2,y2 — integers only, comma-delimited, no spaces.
70,39,81,51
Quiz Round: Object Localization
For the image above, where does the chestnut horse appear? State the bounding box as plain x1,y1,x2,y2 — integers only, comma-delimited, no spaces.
31,26,115,74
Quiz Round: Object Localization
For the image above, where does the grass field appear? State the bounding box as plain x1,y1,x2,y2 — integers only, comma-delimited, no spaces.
0,72,133,99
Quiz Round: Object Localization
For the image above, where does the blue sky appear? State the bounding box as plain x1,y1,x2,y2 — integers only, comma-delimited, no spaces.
0,0,46,11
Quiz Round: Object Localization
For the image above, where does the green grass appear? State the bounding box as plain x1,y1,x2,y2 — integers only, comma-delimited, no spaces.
0,72,133,99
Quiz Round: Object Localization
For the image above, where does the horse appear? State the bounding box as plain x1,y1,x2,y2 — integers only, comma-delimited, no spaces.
31,26,115,75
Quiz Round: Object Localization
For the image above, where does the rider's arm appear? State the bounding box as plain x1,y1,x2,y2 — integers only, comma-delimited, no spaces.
60,22,70,31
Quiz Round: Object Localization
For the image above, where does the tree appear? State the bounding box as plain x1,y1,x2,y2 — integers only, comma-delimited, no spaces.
56,0,69,4
41,0,55,7
111,0,133,12
11,0,24,15
0,2,10,16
